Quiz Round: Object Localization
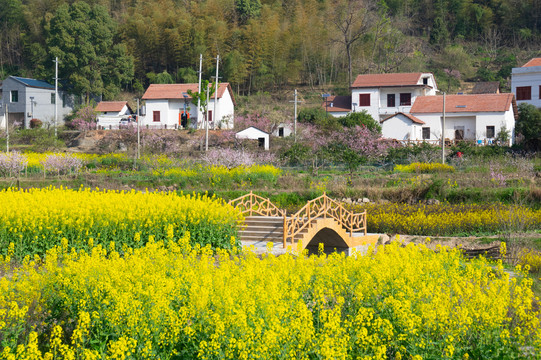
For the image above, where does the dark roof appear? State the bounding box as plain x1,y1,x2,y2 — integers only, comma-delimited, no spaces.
11,76,55,90
471,82,500,94
322,95,351,112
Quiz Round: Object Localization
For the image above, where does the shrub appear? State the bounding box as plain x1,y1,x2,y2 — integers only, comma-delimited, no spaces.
29,118,43,129
395,162,455,173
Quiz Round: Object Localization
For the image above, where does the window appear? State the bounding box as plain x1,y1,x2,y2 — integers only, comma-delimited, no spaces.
278,127,284,137
10,90,18,103
400,93,411,106
51,93,56,104
486,126,495,138
62,94,67,108
153,111,160,122
539,85,541,99
208,110,213,123
387,94,395,107
516,86,531,100
358,94,370,106
423,77,428,85
422,127,430,140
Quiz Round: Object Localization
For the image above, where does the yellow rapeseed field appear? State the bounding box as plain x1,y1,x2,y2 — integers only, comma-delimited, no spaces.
394,162,455,173
0,186,242,258
0,241,539,359
355,202,541,236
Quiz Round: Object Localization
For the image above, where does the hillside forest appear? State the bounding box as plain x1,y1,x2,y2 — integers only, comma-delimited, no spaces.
1,0,541,100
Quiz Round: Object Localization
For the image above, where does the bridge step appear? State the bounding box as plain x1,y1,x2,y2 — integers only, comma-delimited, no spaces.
240,216,286,242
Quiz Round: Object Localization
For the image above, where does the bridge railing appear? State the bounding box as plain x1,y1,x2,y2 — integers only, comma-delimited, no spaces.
284,193,366,248
228,191,285,218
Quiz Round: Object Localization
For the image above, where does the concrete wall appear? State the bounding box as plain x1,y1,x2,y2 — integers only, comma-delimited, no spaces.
142,87,235,130
511,65,541,108
236,127,269,150
413,110,515,145
381,114,422,140
1,77,75,128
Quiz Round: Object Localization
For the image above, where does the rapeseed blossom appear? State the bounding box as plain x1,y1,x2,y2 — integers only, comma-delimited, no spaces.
1,241,539,359
0,186,241,259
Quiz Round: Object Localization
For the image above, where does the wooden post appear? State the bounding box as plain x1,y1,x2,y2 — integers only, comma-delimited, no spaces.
283,216,287,248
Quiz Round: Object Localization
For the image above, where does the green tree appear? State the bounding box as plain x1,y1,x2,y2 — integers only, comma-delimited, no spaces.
177,68,198,83
44,2,134,102
235,0,262,24
187,80,216,126
147,70,174,84
338,110,381,133
516,103,541,150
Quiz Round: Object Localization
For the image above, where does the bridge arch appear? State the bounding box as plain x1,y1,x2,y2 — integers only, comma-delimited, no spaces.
305,227,349,255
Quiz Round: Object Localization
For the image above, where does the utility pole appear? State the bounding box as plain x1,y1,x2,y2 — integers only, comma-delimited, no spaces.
212,54,220,130
205,83,210,151
289,89,303,142
197,54,202,129
54,57,59,138
5,104,9,153
137,98,140,159
442,92,446,164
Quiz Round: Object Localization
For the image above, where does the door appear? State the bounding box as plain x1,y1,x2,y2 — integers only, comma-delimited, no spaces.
454,126,464,140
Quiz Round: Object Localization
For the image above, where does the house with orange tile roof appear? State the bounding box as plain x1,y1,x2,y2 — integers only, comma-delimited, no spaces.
350,72,438,121
141,83,235,130
95,101,133,129
511,58,541,108
405,93,517,145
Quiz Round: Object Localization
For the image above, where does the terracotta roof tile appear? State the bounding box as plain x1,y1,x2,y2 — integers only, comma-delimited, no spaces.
522,58,541,67
95,101,129,112
410,94,514,113
351,72,426,88
381,112,425,125
321,95,351,112
142,83,234,105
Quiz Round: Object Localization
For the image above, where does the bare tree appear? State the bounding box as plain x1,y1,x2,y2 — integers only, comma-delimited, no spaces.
332,0,376,86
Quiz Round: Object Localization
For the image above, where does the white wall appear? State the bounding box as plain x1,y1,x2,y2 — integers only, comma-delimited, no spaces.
236,127,269,150
381,114,421,140
351,88,379,120
511,66,541,108
414,111,514,145
329,111,350,118
142,87,235,130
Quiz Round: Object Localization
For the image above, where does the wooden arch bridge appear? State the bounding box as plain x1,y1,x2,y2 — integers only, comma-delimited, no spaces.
229,192,379,253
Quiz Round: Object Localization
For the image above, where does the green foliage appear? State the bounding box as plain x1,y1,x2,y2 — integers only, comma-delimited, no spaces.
235,0,262,24
44,2,133,101
338,111,381,133
450,141,507,157
177,68,198,83
187,80,216,116
280,142,310,166
147,70,174,84
516,103,541,150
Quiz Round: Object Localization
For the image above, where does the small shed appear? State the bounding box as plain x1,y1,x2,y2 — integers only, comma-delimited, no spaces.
236,126,270,150
272,123,294,138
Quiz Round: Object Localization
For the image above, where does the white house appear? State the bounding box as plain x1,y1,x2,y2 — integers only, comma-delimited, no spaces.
380,112,427,142
351,72,438,121
272,123,294,138
511,58,541,108
95,101,133,129
406,93,517,146
0,76,76,128
141,83,235,130
236,126,269,150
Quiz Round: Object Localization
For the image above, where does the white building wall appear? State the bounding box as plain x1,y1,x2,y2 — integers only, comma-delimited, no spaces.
236,127,269,150
381,114,420,141
475,109,515,146
511,66,541,108
351,88,379,120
